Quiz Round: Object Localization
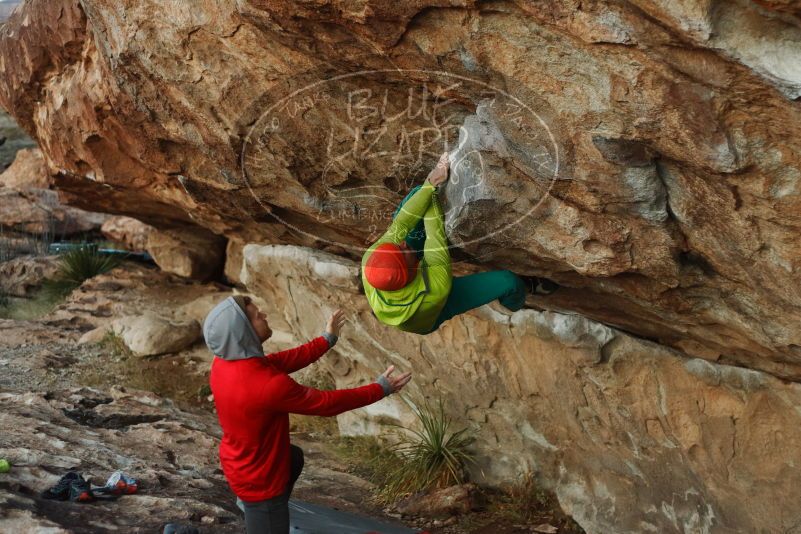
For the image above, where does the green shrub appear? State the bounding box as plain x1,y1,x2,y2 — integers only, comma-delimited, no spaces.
0,291,8,309
378,399,475,503
43,247,122,298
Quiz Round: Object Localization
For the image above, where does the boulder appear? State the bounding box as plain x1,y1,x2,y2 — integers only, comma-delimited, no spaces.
178,291,234,325
146,227,226,281
224,238,246,285
0,187,107,236
100,215,154,252
0,255,59,297
240,243,801,534
111,312,201,357
3,1,801,531
396,484,482,519
0,0,800,378
0,147,48,189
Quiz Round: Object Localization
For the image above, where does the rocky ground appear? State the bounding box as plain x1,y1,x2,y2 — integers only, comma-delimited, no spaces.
0,262,392,533
0,260,579,533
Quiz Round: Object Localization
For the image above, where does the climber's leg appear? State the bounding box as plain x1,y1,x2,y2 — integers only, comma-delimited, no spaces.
429,270,526,331
392,185,426,258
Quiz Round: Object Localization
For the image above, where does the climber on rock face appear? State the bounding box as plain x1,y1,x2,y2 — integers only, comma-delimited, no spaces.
203,296,411,534
361,152,557,335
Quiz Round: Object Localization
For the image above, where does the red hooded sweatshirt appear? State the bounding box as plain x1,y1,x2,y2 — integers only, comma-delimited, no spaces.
205,297,384,502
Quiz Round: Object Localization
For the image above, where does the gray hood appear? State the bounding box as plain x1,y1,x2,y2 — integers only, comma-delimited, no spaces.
203,296,264,360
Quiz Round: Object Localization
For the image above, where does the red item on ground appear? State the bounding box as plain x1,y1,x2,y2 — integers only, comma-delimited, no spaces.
210,337,385,502
364,243,410,291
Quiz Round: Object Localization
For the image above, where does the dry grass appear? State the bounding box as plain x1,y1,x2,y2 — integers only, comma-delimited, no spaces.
488,471,549,523
0,287,64,320
483,471,584,532
289,369,340,437
77,331,212,410
335,435,399,499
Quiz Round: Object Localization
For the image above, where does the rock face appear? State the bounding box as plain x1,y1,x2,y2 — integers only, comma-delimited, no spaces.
0,255,59,297
101,216,154,252
0,109,35,169
1,0,800,379
146,227,226,281
0,148,108,256
241,244,801,534
2,0,801,531
111,312,202,357
0,187,107,236
0,387,240,533
0,147,49,189
396,484,482,519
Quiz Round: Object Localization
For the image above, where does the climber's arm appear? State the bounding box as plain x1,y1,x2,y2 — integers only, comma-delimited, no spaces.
422,191,452,281
374,181,436,246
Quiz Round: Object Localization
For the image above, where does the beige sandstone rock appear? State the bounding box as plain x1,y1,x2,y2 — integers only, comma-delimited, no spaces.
396,483,482,519
241,243,801,534
145,226,226,281
111,312,201,357
178,291,234,325
0,147,48,189
224,237,246,285
0,187,107,236
100,215,154,252
0,0,799,379
0,255,58,297
77,326,108,346
2,0,801,531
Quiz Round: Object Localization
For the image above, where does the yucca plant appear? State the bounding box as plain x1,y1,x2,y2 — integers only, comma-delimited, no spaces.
379,398,476,502
43,246,122,298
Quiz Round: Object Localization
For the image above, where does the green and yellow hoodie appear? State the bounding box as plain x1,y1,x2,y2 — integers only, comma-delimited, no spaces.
361,181,452,334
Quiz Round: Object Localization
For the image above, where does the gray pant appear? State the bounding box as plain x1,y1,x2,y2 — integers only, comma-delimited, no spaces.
242,445,304,534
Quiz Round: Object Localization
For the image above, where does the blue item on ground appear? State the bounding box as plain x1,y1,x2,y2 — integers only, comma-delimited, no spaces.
47,242,153,262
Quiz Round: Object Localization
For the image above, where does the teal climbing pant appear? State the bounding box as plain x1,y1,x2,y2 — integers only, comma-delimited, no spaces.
392,185,527,333
429,269,526,331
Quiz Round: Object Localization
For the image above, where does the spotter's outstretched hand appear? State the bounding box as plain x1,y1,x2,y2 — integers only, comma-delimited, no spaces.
380,365,412,394
325,309,346,337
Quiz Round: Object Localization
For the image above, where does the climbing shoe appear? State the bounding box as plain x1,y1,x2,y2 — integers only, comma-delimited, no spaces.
41,471,82,501
525,276,559,295
68,474,94,503
94,470,138,495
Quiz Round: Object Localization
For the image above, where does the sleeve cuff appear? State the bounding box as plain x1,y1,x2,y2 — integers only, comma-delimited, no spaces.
376,375,392,397
322,332,338,347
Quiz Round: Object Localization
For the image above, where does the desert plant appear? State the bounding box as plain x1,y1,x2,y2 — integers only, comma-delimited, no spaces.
0,290,8,309
100,330,132,359
42,246,122,298
336,435,398,486
378,398,476,502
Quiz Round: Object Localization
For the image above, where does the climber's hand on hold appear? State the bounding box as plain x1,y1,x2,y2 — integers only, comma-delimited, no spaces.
376,365,412,396
325,309,346,337
427,152,449,187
